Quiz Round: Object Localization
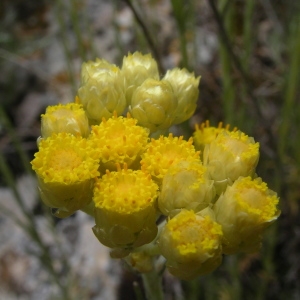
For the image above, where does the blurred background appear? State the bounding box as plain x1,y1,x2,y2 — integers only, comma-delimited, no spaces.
0,0,299,299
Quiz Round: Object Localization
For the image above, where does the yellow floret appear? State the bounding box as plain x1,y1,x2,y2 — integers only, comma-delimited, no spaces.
32,132,99,183
193,120,236,152
93,165,158,214
141,134,200,183
158,209,223,280
92,165,159,248
233,177,279,222
166,211,222,256
31,132,100,217
90,113,150,171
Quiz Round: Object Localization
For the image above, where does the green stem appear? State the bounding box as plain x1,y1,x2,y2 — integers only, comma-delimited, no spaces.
80,200,95,217
141,269,164,300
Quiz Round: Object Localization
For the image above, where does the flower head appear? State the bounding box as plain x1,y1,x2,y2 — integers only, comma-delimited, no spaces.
121,52,159,105
203,130,259,194
213,176,280,254
90,113,150,172
158,160,215,216
141,134,200,184
31,133,100,217
92,165,159,249
159,209,223,280
77,59,126,125
129,78,177,133
163,68,200,124
41,103,90,138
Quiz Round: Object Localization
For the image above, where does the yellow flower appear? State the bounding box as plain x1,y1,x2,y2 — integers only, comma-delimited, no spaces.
158,160,215,216
77,59,126,125
203,130,259,194
121,52,159,105
41,103,90,138
193,120,237,153
158,209,223,280
90,113,150,172
163,68,200,124
213,176,280,254
129,78,177,133
92,165,159,249
31,133,100,218
141,134,200,184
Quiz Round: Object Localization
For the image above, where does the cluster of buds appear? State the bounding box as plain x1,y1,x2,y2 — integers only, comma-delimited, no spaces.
76,51,200,132
31,53,280,281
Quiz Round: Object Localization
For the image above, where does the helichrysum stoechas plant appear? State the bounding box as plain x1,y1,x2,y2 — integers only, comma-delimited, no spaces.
30,52,280,299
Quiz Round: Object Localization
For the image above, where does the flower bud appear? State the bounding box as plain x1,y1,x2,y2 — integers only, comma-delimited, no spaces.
158,209,223,280
129,78,177,133
163,68,200,124
80,58,120,84
121,52,159,105
92,166,159,249
141,134,200,184
77,59,126,125
213,176,280,254
158,161,215,216
89,114,150,172
41,103,90,138
31,133,100,218
203,130,259,194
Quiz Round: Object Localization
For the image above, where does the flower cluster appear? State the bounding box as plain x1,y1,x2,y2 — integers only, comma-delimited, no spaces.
31,52,280,281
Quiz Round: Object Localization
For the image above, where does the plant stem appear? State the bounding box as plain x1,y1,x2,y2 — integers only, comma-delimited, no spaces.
141,269,164,300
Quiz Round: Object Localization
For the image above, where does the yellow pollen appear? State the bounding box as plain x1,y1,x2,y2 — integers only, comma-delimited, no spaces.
166,211,222,255
31,132,99,183
234,177,279,222
49,150,82,170
93,168,158,214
